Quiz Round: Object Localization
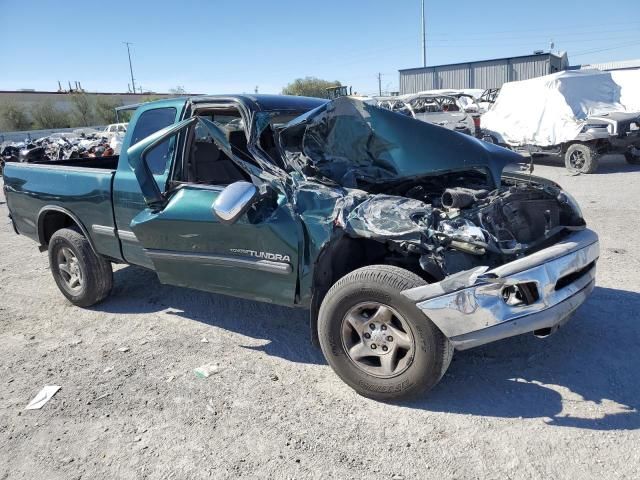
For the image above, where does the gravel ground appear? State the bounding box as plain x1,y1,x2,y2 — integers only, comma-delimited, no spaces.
1,155,639,480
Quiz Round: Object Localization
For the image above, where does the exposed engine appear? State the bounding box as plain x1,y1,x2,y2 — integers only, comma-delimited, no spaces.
437,183,583,251
341,173,585,278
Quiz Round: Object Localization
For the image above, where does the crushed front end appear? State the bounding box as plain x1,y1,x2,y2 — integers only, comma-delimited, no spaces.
275,97,598,347
403,228,598,349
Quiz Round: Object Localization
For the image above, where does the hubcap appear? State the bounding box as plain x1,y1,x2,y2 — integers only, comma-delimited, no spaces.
57,247,83,294
341,302,415,378
569,150,585,170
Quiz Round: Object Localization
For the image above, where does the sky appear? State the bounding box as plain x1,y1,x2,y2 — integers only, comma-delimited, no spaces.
1,0,639,96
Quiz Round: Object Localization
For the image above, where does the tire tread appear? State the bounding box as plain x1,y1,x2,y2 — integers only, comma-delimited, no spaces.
319,264,453,400
48,227,113,307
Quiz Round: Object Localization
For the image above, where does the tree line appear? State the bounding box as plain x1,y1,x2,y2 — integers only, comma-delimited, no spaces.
0,79,342,131
0,90,175,132
0,94,127,131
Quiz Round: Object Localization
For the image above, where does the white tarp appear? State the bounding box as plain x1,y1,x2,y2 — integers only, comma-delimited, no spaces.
611,69,640,112
481,70,634,147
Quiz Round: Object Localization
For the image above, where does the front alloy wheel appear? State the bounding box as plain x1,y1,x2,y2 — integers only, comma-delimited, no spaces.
342,302,415,378
318,265,453,401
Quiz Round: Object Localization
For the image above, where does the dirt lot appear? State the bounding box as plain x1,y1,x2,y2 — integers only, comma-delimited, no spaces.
1,156,638,480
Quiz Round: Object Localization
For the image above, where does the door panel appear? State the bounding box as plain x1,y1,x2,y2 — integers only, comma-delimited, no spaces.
113,103,184,268
130,185,300,306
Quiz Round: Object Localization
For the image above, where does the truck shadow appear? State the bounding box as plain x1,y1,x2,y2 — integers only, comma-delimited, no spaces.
94,265,324,365
96,268,638,430
403,286,640,431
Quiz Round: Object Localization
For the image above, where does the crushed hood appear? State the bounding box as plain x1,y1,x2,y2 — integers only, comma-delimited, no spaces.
278,96,521,188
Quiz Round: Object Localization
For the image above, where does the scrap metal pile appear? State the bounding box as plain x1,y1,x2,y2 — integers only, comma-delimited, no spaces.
1,127,124,171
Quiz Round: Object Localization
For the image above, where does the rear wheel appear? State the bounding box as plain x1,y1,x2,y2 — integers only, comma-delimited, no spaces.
48,228,113,307
318,265,453,401
564,143,599,173
624,150,640,165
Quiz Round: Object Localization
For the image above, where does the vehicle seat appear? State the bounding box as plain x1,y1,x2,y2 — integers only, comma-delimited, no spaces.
227,130,250,160
191,141,248,185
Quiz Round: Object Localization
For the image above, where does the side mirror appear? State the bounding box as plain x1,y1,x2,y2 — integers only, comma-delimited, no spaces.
213,181,258,224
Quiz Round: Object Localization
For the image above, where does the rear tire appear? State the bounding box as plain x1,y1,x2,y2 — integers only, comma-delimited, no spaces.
564,143,599,173
624,150,640,165
318,265,453,401
48,228,113,307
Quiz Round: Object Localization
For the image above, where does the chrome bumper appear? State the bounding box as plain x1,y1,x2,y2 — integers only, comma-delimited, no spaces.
403,229,599,350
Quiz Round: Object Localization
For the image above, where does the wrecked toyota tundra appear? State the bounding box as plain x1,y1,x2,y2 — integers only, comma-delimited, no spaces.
3,95,599,400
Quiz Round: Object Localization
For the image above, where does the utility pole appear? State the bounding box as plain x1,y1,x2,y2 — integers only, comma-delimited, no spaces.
123,42,137,94
378,73,382,96
421,0,427,67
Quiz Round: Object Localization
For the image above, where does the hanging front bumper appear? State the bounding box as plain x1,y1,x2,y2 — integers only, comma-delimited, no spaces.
403,229,599,350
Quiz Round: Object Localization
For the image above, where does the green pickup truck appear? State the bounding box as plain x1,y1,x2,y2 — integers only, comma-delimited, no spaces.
3,95,599,400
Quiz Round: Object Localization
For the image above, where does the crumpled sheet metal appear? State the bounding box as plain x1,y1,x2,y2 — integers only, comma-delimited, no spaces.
279,96,520,189
403,266,490,303
343,194,430,240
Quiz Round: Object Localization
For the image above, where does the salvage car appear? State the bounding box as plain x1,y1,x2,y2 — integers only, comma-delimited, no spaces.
377,92,481,137
481,71,640,173
3,95,599,400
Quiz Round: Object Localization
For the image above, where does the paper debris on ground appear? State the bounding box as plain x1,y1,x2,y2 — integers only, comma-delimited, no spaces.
25,386,61,410
194,364,221,378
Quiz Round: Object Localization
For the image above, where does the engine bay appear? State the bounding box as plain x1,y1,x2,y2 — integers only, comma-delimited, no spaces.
338,172,586,277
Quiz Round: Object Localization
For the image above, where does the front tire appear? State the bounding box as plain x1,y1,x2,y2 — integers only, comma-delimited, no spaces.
318,265,453,401
48,228,113,307
564,143,599,173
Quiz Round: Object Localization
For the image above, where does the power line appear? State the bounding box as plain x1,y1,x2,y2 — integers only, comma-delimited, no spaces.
572,40,640,57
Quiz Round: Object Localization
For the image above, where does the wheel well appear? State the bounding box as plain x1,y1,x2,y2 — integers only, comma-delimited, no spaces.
39,210,82,247
308,235,436,347
562,140,599,154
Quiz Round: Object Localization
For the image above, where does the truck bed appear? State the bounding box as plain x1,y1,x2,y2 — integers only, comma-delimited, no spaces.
31,155,119,170
3,159,121,260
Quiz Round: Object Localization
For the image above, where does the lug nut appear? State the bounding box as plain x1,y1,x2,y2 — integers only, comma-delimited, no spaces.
382,345,388,352
369,324,375,330
371,344,377,350
387,336,393,342
381,325,387,331
363,332,371,339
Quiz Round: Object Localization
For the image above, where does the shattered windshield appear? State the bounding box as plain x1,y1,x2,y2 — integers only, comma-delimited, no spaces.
279,97,520,188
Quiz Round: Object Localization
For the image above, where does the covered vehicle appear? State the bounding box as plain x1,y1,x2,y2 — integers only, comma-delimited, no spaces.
481,70,640,173
4,95,598,401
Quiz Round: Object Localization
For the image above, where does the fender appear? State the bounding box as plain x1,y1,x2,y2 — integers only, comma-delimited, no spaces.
36,205,100,255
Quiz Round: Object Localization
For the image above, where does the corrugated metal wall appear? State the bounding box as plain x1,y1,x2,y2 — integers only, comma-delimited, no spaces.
400,54,559,94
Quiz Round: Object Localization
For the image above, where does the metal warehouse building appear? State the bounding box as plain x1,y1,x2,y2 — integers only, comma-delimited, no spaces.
399,52,569,94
